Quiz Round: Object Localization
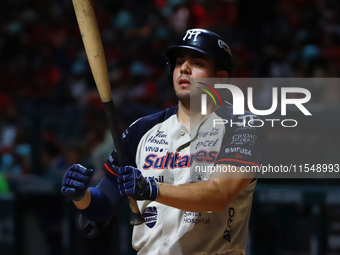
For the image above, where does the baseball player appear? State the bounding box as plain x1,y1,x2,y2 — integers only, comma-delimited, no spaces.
61,28,265,255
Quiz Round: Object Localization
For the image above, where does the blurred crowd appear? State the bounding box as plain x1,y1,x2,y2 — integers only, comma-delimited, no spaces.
0,0,340,185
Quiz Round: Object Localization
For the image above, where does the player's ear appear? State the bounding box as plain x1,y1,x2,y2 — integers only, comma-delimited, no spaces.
216,70,229,78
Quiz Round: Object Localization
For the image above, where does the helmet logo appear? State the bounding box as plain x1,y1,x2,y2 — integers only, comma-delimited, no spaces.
218,39,231,55
183,29,202,42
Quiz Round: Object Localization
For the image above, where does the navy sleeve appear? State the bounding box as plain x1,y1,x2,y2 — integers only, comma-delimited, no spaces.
75,177,125,238
101,124,139,180
102,149,122,181
215,113,266,167
102,106,178,178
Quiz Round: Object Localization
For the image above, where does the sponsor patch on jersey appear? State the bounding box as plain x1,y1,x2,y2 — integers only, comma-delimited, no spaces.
223,207,236,242
197,128,220,139
155,131,167,138
194,139,219,149
145,146,165,153
183,211,211,225
146,131,169,146
146,175,164,183
142,206,158,228
147,136,168,145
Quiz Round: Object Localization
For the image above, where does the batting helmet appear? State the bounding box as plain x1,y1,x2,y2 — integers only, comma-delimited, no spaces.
164,28,233,83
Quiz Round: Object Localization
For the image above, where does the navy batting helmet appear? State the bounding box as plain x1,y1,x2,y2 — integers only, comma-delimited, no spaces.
164,28,233,82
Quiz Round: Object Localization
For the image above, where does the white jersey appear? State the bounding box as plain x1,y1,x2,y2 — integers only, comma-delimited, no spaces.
104,104,265,255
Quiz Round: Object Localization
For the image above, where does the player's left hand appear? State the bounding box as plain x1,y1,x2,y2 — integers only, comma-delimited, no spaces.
117,166,159,201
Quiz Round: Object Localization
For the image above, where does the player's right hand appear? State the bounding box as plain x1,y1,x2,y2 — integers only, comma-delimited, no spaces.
117,166,159,201
61,164,94,201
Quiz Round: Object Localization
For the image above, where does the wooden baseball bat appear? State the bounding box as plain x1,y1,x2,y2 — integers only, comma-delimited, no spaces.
72,0,144,225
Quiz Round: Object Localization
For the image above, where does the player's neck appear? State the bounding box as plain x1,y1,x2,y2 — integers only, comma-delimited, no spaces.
177,101,218,132
177,101,191,131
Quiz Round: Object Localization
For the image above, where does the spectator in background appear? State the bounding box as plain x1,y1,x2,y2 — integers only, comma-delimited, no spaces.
0,172,9,193
41,141,67,178
0,0,339,176
0,126,31,182
91,129,114,182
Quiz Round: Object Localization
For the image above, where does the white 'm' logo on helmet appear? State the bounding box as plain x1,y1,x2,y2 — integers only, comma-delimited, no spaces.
183,29,203,42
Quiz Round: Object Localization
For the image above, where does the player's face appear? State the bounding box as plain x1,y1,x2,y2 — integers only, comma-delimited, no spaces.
173,49,217,103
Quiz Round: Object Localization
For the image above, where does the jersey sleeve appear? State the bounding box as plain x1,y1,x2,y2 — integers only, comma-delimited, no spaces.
215,114,266,167
102,106,178,178
102,125,138,179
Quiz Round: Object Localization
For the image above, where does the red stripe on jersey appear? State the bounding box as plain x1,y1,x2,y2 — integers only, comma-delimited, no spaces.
215,159,260,167
104,163,118,176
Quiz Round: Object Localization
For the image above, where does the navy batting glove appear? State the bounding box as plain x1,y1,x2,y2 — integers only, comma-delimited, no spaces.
61,164,94,201
117,166,159,201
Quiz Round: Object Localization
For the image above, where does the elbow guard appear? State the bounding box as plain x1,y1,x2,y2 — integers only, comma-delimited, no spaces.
76,176,125,238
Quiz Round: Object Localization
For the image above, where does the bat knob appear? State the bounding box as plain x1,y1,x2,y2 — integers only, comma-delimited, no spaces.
130,210,145,225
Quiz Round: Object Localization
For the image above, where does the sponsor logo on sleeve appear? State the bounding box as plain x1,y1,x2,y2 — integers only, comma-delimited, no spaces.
122,129,128,139
194,139,219,150
231,134,257,146
235,126,256,132
225,147,252,156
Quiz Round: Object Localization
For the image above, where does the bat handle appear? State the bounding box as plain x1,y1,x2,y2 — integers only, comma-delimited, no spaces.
103,101,144,225
128,197,145,225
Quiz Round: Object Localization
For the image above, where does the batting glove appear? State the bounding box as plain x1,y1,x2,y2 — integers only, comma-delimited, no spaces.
61,164,94,201
117,166,159,201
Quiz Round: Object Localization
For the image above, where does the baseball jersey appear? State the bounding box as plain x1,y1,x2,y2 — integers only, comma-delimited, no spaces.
104,102,265,255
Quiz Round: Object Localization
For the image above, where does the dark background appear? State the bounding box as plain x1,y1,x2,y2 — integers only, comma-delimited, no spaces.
0,0,340,254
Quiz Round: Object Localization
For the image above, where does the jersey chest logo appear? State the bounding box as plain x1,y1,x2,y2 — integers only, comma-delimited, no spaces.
142,150,218,170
